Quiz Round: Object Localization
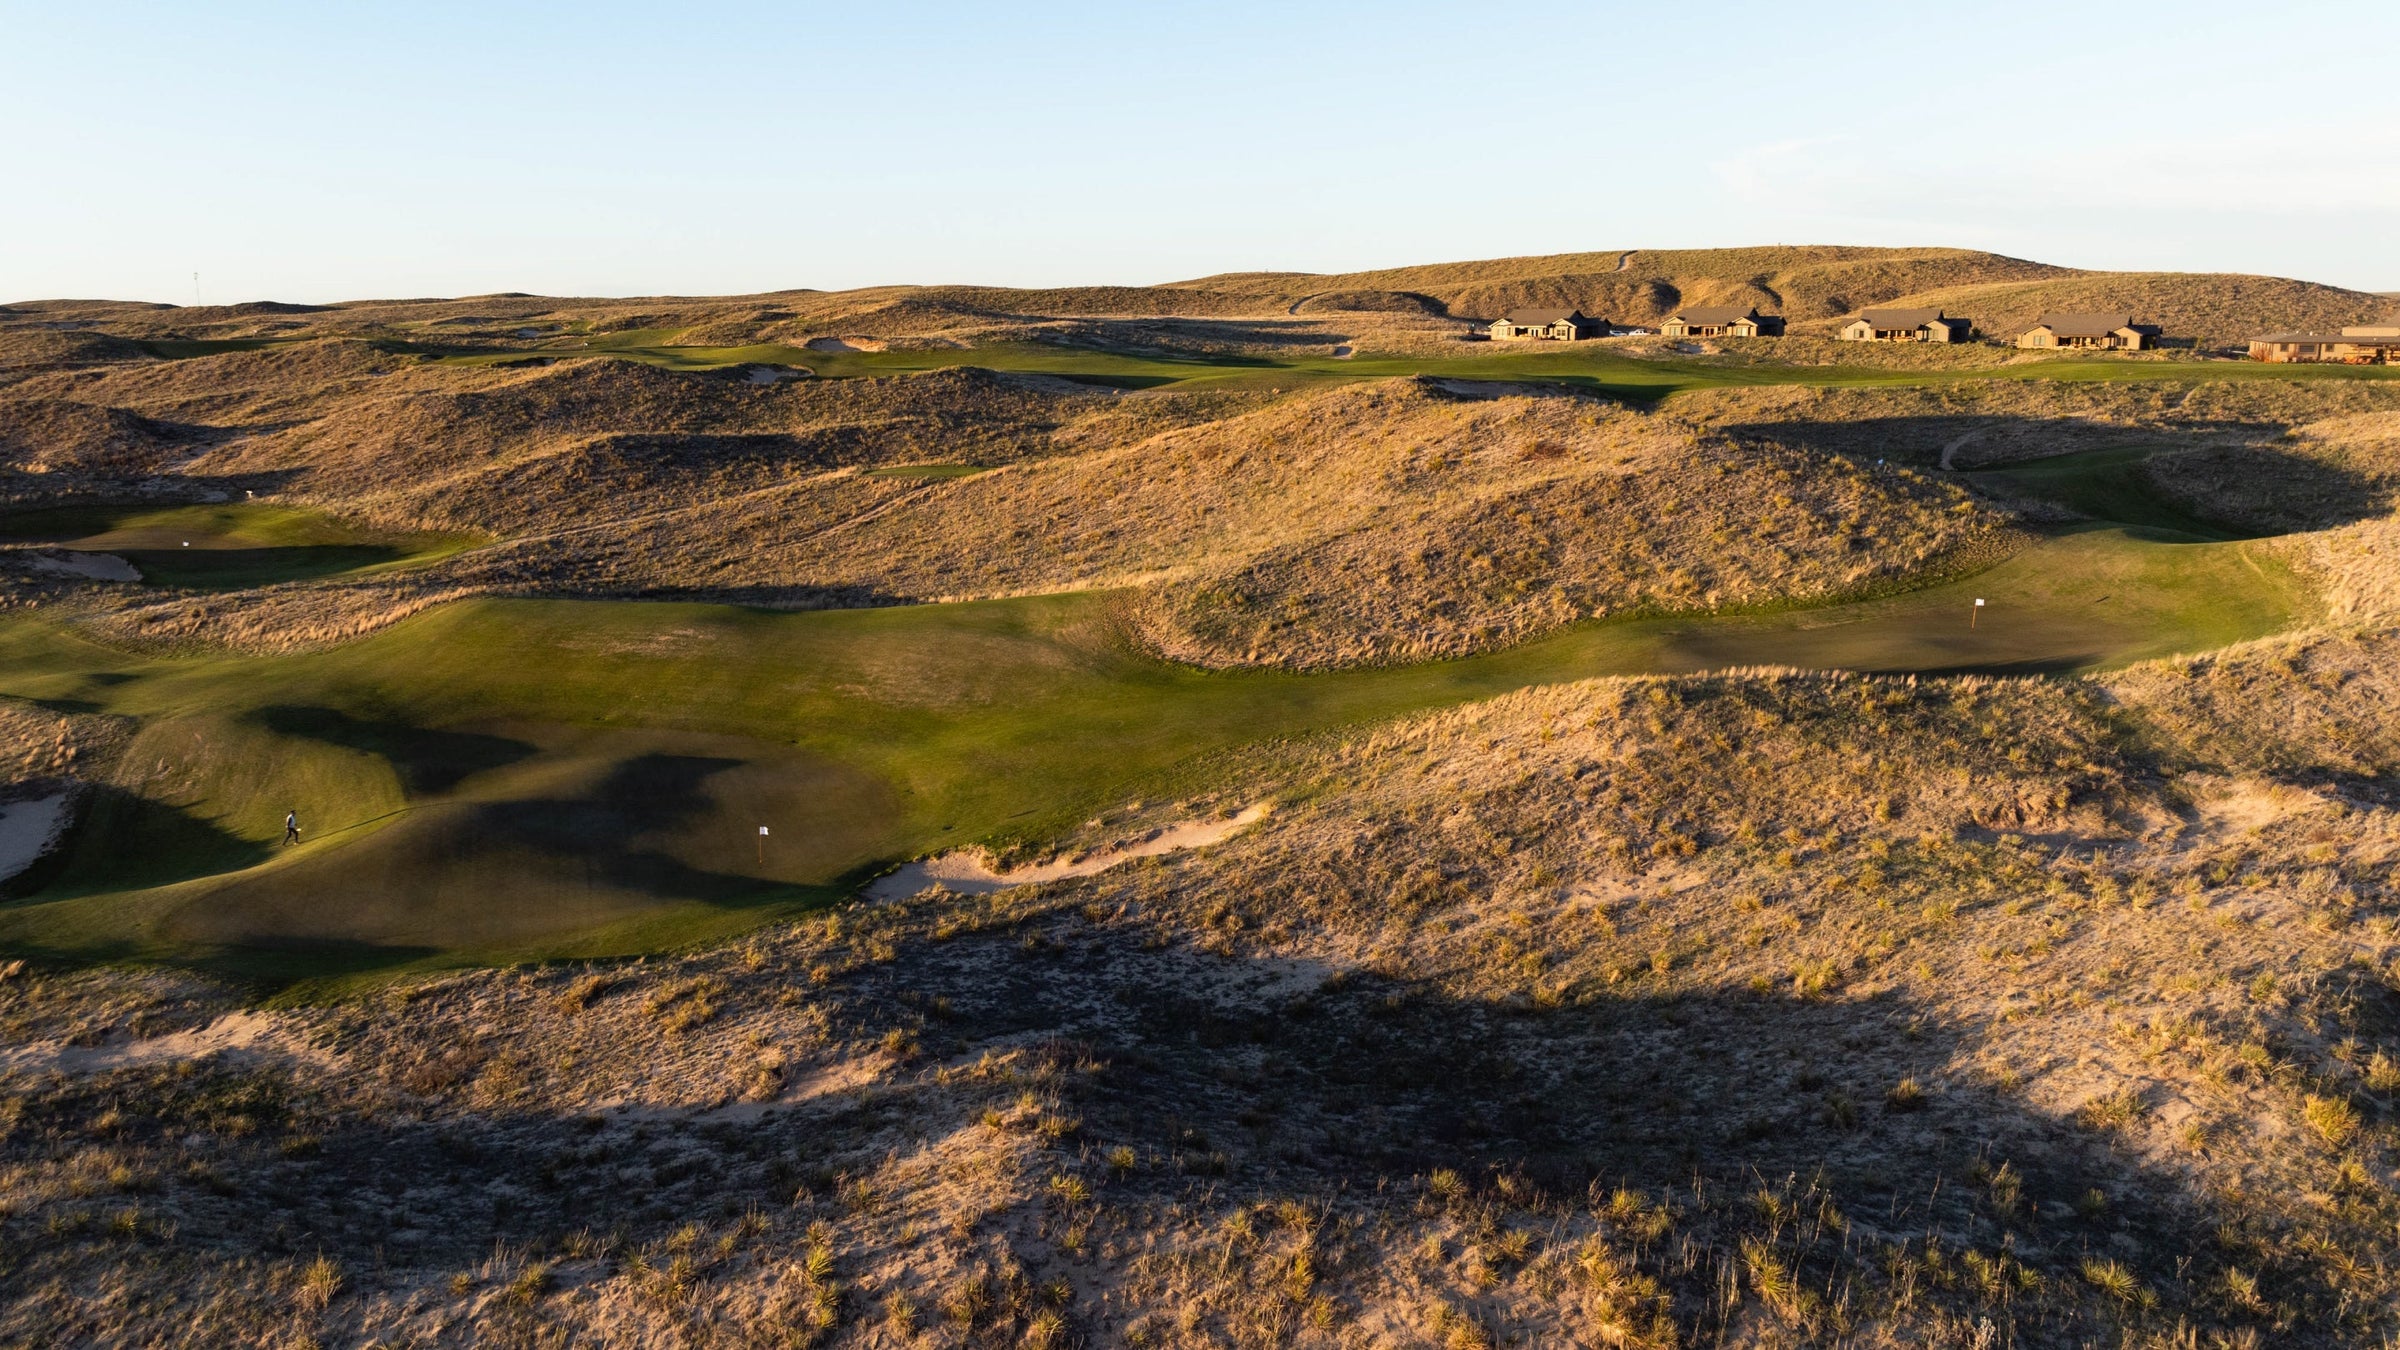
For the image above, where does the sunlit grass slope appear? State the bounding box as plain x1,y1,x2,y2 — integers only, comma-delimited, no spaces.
0,518,2302,982
0,502,478,588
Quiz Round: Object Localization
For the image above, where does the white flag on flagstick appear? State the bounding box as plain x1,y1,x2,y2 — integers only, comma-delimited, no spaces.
1974,599,1985,607
759,826,770,836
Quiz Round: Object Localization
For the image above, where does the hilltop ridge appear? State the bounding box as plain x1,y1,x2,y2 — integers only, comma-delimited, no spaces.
9,246,2389,352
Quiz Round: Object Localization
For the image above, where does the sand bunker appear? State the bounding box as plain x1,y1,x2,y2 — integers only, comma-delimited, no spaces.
806,336,887,353
868,803,1270,900
1331,346,1355,359
24,551,140,582
744,364,808,384
0,792,68,884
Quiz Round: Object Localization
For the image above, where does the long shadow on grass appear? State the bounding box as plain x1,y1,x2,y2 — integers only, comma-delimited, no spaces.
120,545,414,590
249,705,536,796
7,784,268,901
1725,414,2388,535
830,928,2344,1345
20,935,2346,1346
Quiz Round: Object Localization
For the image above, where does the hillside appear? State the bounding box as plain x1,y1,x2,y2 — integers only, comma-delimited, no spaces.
10,250,2400,1346
1866,272,2393,348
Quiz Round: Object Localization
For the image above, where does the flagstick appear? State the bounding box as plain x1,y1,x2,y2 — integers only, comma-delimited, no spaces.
1972,597,1985,630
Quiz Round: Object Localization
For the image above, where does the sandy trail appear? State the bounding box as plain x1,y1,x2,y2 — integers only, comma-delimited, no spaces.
1615,249,1637,272
1939,430,1982,470
868,803,1270,900
0,792,69,883
0,1010,339,1078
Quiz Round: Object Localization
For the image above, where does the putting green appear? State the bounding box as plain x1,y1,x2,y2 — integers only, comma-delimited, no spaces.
0,511,2302,985
0,503,479,589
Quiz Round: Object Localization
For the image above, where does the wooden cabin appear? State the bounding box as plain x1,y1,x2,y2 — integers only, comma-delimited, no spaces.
1838,308,1973,343
2015,313,2161,350
2248,325,2400,364
1490,308,1604,341
1659,305,1784,339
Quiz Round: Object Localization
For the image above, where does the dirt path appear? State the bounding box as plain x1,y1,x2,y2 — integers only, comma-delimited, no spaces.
868,803,1271,900
1615,250,1638,272
0,1010,339,1078
1939,430,1982,471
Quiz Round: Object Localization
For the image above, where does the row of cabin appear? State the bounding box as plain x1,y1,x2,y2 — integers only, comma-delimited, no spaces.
2247,324,2400,365
1487,305,2162,347
1469,302,2399,365
1486,305,1787,341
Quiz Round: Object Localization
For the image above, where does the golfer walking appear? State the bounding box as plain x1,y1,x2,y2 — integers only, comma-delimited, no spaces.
284,810,301,846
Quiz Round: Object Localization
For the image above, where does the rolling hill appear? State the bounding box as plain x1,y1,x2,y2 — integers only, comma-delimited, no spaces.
10,249,2400,1347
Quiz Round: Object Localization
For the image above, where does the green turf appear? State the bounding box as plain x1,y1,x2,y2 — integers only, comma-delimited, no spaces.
396,334,2400,402
0,502,480,589
136,322,2400,401
1963,447,2253,541
0,511,2303,986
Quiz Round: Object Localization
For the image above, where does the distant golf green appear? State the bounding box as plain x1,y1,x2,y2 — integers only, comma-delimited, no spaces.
137,326,2400,401
391,332,2400,402
0,503,2302,987
1963,446,2255,541
0,502,478,589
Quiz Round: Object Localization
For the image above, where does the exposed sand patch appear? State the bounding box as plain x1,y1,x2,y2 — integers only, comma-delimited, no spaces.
0,1010,339,1078
0,792,69,883
2185,774,2326,842
744,364,808,384
23,550,140,582
805,336,886,353
1939,429,1982,470
1331,345,1355,359
867,803,1271,900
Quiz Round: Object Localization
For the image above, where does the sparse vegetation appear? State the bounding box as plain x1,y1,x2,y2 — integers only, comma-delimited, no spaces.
5,249,2400,1344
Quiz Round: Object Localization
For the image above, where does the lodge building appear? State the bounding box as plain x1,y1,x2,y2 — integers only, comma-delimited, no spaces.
1489,308,1605,341
2014,313,2161,351
1659,305,1784,338
1837,308,1973,343
2248,324,2400,365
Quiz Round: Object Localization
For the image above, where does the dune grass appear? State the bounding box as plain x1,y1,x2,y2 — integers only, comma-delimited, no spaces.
0,502,480,589
0,518,2301,985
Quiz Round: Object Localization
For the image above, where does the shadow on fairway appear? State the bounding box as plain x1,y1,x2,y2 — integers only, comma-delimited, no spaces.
1723,414,2387,535
157,751,840,961
16,784,270,901
119,544,416,589
251,706,537,796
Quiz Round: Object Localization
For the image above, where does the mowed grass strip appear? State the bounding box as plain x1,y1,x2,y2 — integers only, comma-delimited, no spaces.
396,332,2400,401
0,502,481,589
0,523,2304,984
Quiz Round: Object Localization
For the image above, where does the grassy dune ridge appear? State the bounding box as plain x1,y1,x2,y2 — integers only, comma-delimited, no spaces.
9,253,2400,1346
0,514,2307,981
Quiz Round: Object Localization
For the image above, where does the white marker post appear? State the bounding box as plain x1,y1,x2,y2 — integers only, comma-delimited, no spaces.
758,824,770,867
1972,597,1985,630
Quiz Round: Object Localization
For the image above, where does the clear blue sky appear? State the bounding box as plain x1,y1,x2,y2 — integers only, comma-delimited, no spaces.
5,2,2394,304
